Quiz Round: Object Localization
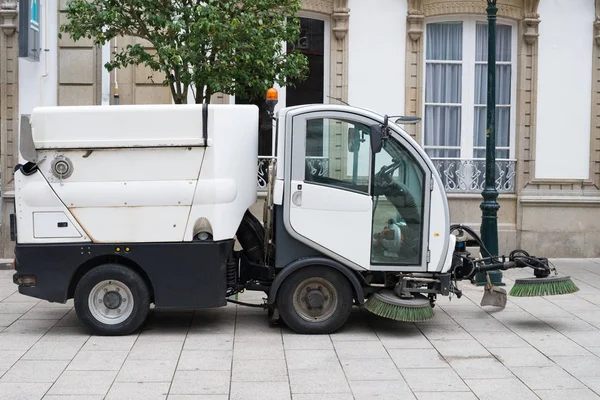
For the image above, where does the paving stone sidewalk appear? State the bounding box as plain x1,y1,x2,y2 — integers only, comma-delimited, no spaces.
1,259,600,399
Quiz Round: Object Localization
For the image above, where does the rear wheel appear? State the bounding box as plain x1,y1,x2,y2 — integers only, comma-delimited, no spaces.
74,264,150,335
277,266,353,334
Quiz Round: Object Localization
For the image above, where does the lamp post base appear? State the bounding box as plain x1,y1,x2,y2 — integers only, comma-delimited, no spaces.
477,191,503,286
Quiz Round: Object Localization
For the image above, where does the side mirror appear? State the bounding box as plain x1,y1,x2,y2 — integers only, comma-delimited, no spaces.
348,128,360,152
394,116,421,125
20,114,37,163
370,124,383,154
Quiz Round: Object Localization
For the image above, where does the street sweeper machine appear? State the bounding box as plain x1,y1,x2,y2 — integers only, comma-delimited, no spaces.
11,93,579,335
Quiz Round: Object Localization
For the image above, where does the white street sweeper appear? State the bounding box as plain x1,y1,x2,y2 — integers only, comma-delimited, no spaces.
11,92,578,335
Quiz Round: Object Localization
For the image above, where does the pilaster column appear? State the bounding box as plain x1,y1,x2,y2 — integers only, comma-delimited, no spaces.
0,0,18,258
404,0,425,141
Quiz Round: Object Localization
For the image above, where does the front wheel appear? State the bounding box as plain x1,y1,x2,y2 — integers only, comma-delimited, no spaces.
277,266,353,334
74,264,150,335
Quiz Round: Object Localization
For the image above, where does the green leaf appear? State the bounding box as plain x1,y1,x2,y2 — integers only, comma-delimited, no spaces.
59,0,307,104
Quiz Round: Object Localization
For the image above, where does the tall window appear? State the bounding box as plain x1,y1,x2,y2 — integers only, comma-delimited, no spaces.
424,18,515,161
287,17,327,159
238,17,326,158
424,22,462,158
473,23,512,159
254,15,329,191
286,18,325,108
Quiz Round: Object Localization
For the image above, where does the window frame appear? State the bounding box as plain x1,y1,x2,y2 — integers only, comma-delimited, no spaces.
301,112,376,196
422,15,518,161
292,111,375,197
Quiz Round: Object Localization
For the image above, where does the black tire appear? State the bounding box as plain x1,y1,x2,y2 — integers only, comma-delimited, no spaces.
277,266,353,334
74,264,150,336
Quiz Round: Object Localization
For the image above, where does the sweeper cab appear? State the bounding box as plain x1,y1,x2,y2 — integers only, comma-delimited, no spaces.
11,93,578,335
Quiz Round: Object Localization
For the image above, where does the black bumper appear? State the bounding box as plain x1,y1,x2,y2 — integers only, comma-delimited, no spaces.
13,240,235,308
13,243,70,303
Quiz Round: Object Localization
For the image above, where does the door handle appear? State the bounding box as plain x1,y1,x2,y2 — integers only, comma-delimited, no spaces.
292,191,302,207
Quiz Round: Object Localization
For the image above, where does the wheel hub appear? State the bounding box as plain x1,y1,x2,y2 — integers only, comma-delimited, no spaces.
88,280,135,325
292,278,338,323
305,289,325,309
103,291,122,310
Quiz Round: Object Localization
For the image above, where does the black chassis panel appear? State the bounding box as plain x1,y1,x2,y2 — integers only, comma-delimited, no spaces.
13,240,235,309
273,204,321,269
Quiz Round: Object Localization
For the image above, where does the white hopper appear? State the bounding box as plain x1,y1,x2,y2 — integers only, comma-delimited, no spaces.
16,104,259,244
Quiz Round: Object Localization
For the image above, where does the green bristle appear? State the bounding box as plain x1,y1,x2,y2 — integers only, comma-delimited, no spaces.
509,276,579,297
365,295,434,322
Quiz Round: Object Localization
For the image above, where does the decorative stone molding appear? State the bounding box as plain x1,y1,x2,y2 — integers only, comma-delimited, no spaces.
422,2,522,19
516,12,541,192
301,0,334,15
523,0,540,18
523,17,540,44
0,1,18,36
330,0,349,105
408,0,422,14
332,0,349,40
522,0,540,45
595,0,600,46
407,14,425,42
404,4,425,142
404,2,425,140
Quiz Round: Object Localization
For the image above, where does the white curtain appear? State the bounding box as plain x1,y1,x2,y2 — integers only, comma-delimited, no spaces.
474,23,512,159
425,22,462,158
425,22,512,160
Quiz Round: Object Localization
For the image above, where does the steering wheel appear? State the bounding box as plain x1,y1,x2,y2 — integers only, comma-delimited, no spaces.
375,160,401,189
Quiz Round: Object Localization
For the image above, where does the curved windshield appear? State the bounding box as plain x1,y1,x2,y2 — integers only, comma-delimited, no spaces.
371,136,425,265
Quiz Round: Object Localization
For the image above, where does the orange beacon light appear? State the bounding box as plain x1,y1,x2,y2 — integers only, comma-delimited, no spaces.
265,87,278,117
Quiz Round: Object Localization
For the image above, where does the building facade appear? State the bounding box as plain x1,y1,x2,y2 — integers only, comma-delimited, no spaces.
0,0,598,258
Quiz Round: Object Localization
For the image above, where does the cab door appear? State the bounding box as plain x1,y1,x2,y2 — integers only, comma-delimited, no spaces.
283,111,374,269
282,109,432,272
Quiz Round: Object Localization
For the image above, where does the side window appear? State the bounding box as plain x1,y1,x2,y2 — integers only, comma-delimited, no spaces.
304,117,371,194
371,138,425,265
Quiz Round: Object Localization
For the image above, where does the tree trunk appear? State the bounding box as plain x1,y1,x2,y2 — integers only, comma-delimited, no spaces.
193,84,211,104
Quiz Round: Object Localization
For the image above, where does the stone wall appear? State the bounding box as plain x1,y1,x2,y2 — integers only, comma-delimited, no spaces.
58,0,101,105
0,0,19,258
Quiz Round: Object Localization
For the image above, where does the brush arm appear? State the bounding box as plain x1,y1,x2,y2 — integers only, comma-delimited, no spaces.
450,224,553,279
472,256,551,278
474,261,517,273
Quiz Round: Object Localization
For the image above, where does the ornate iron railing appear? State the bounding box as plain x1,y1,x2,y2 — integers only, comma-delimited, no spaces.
257,157,515,194
257,157,273,191
430,158,516,193
257,156,329,191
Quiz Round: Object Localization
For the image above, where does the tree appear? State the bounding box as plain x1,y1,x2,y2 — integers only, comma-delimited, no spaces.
59,0,309,104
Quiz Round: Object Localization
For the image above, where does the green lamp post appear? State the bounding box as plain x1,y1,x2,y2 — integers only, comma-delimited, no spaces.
475,0,504,286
